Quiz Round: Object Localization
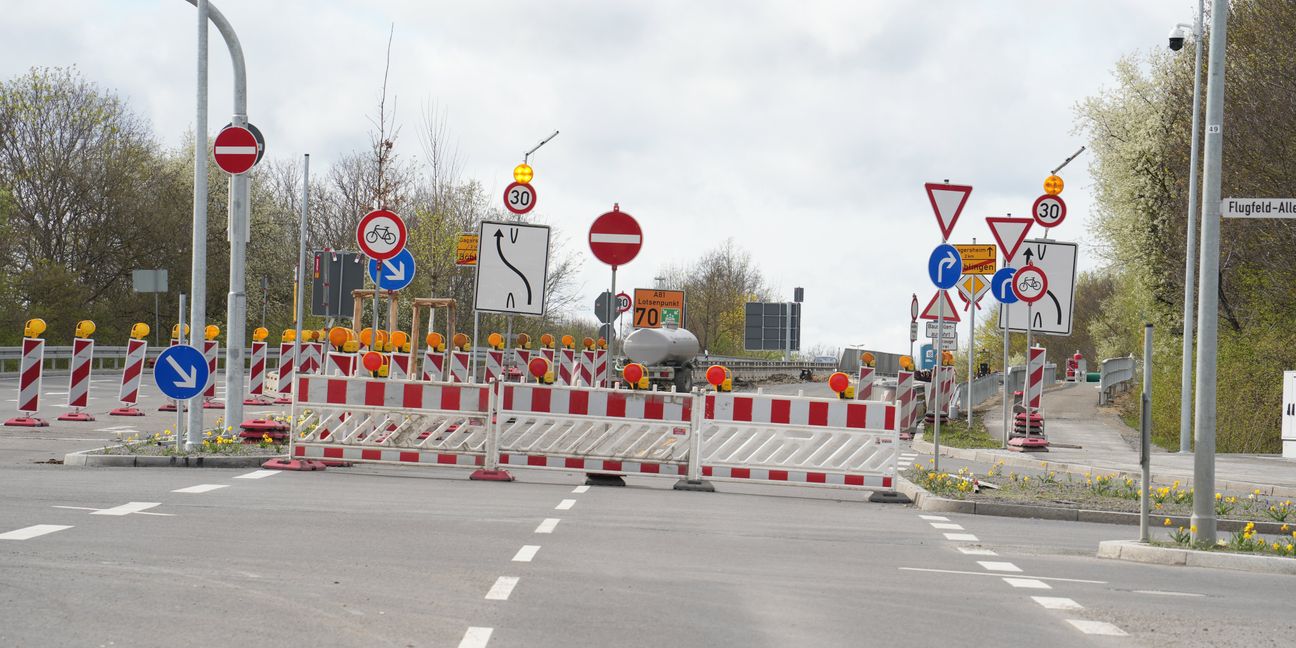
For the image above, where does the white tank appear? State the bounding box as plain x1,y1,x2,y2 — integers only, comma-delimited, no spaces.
622,326,701,366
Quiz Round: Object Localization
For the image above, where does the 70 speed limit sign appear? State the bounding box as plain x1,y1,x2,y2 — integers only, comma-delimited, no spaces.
504,181,536,215
1032,193,1066,228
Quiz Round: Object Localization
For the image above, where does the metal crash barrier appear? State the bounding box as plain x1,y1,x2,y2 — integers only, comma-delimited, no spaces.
1098,356,1137,405
287,375,898,494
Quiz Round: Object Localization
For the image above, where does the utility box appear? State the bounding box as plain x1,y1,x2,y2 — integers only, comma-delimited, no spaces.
1283,371,1296,459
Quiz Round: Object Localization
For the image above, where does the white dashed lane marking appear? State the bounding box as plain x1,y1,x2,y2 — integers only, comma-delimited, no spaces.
484,577,519,601
1032,596,1083,610
943,533,978,542
91,502,163,516
172,484,228,494
0,525,73,540
512,545,540,562
555,499,576,510
571,485,590,494
919,515,949,521
1066,620,1127,636
930,522,964,530
458,626,493,648
958,547,997,556
234,470,279,480
977,561,1022,573
535,518,560,534
1003,578,1052,589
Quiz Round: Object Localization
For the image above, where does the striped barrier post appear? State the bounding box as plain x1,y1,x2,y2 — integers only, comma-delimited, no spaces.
244,340,271,405
580,349,595,386
275,341,295,404
485,349,504,383
6,337,48,427
201,339,223,409
158,337,180,412
896,370,915,439
58,337,95,422
1011,346,1049,449
111,338,148,416
855,365,875,401
327,351,357,377
541,347,556,374
594,349,608,387
514,349,531,382
422,349,445,381
450,351,471,383
559,348,576,386
389,352,411,380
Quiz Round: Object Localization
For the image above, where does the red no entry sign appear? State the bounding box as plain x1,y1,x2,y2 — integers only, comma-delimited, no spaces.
212,125,259,175
588,206,642,267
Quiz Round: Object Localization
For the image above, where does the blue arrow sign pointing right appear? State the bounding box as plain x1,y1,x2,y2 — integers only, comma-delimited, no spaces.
153,345,210,400
992,266,1019,304
928,244,962,290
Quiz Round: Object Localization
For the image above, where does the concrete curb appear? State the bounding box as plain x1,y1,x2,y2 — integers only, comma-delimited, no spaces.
1097,540,1296,576
64,446,281,468
896,475,1292,534
911,434,1296,499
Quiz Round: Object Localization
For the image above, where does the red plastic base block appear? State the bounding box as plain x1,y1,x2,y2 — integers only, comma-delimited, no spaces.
202,399,225,410
239,419,289,443
469,469,515,482
243,396,274,406
5,416,48,427
57,412,95,422
109,407,145,417
158,403,177,412
899,431,914,441
1014,413,1045,423
261,457,327,471
273,396,292,405
1008,436,1050,449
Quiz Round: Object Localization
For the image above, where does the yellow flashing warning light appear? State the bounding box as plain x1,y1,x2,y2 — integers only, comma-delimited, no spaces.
75,320,96,339
130,323,150,340
513,163,534,184
1044,175,1064,196
204,325,220,341
252,327,268,342
488,333,504,350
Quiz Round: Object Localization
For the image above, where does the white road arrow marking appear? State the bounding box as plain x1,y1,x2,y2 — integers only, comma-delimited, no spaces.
384,261,406,281
166,355,198,389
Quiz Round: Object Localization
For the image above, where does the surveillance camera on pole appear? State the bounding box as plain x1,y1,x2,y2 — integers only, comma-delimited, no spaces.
1168,22,1192,51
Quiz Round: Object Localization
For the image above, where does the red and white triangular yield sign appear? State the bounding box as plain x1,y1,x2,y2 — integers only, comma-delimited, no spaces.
919,290,961,322
924,182,973,241
985,216,1034,262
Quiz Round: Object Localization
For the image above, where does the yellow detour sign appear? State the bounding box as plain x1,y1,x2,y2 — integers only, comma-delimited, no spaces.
632,288,685,329
954,244,996,275
455,232,479,266
956,274,991,309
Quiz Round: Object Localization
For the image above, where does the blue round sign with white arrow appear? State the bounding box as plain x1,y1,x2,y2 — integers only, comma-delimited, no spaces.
153,344,210,400
928,244,962,290
367,247,416,291
992,266,1019,304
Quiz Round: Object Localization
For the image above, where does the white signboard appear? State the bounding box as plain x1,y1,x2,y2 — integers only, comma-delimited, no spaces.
1283,371,1296,459
998,239,1077,336
473,221,550,316
1222,198,1296,219
926,321,957,339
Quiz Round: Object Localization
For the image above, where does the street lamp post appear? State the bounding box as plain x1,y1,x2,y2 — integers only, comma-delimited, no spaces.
1191,0,1230,546
1172,1,1206,455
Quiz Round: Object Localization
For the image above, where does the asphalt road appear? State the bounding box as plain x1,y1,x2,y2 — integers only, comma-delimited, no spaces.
4,375,1295,646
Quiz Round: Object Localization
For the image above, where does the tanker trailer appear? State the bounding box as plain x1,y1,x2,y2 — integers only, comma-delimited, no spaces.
620,325,700,393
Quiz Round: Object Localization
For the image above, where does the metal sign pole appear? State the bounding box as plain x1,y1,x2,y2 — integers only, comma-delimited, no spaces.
609,266,617,382
1002,302,1011,447
967,297,975,426
1140,323,1153,543
289,154,309,460
1025,299,1034,434
176,293,187,451
933,292,944,473
186,0,209,449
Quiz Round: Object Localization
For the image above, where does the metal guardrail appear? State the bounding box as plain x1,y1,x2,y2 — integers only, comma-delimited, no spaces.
948,372,1003,419
1099,355,1137,405
1005,363,1059,396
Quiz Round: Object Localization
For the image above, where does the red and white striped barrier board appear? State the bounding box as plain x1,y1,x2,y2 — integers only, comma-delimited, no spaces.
856,366,875,401
327,351,356,377
59,338,95,421
390,352,411,380
502,383,694,422
111,338,148,416
6,338,47,426
295,375,490,412
514,349,532,381
559,348,576,386
541,348,556,372
422,349,445,382
277,342,295,398
158,338,180,412
202,340,219,398
449,351,471,383
580,349,595,386
1025,346,1045,411
594,349,608,387
896,370,916,433
305,342,323,374
699,392,897,489
485,349,503,383
248,340,267,395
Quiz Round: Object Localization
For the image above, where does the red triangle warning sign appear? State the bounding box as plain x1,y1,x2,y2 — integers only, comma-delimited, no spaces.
924,182,973,241
919,290,960,322
986,216,1034,262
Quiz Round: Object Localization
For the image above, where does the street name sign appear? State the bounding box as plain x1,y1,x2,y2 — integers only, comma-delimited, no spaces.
474,221,550,316
926,321,957,339
1221,197,1296,218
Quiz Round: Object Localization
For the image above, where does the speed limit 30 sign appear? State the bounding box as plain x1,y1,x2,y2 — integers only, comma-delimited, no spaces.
504,182,536,215
1032,194,1066,228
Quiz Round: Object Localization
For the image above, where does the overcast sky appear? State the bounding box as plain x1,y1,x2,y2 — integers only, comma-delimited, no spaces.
2,1,1196,354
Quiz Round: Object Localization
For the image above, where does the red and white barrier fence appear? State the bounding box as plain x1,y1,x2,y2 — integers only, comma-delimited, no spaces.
6,338,47,427
111,338,148,416
286,376,899,493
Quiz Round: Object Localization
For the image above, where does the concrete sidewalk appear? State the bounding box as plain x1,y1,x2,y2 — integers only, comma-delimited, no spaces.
931,380,1296,497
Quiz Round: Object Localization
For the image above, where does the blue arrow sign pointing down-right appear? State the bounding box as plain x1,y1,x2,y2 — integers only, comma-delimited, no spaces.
367,247,416,291
153,345,210,401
